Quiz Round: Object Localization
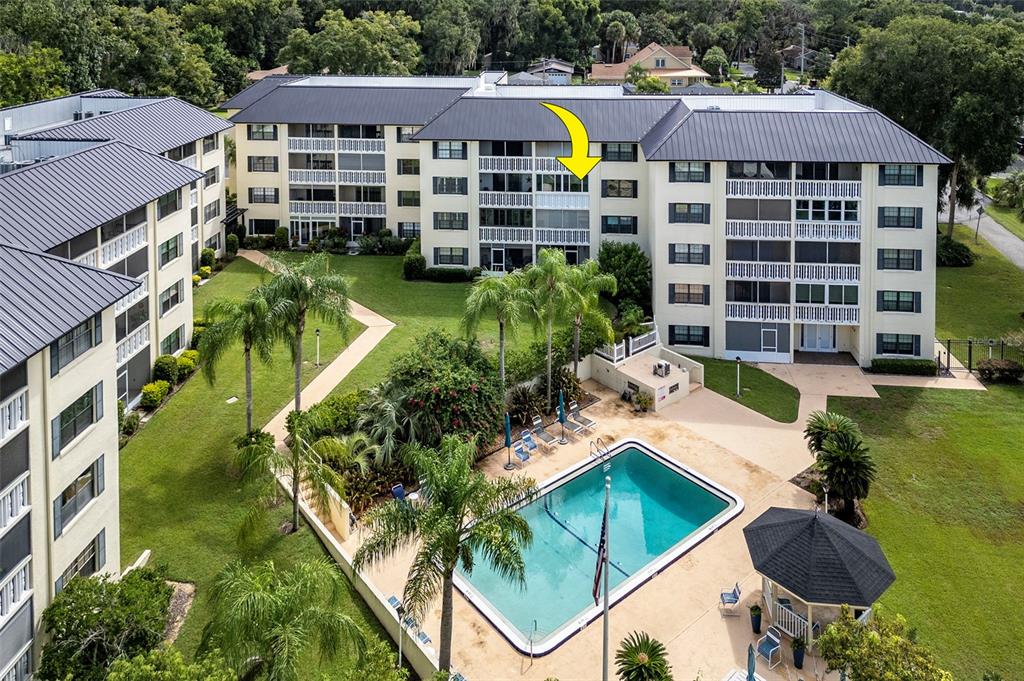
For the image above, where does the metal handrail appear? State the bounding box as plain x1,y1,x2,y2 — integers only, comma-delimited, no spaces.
590,438,610,459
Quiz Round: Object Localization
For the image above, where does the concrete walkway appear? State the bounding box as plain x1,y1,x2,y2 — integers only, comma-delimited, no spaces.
942,191,1024,270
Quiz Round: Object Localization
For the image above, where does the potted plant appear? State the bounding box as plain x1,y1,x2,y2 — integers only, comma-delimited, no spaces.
633,391,653,413
792,636,806,669
749,604,762,634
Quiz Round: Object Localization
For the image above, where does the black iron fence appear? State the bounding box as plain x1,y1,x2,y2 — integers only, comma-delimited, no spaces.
938,338,1024,373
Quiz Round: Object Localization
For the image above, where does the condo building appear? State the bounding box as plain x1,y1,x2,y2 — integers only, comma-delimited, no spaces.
227,75,946,367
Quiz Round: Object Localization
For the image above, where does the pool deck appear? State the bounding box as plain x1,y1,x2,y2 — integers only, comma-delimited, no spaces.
340,381,842,681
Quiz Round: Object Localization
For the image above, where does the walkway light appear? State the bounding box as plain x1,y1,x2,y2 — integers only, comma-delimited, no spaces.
735,356,742,397
315,328,321,367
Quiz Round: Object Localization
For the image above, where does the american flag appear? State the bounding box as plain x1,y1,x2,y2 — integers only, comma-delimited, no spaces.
593,496,609,606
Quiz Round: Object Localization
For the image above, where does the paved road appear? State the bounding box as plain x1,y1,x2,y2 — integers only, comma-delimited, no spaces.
941,190,1024,270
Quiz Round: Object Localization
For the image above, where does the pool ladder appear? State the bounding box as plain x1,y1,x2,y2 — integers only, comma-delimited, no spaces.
590,437,610,460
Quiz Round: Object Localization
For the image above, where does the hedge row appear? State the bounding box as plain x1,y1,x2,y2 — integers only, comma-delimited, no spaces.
869,358,938,376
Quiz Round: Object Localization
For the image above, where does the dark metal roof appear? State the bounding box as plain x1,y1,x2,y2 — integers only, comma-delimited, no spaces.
19,97,232,154
228,86,468,125
0,141,204,252
743,507,896,607
219,75,303,110
644,109,951,163
414,97,680,142
0,244,140,372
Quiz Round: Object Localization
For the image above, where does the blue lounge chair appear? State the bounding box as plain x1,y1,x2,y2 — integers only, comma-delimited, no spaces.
391,484,406,501
520,431,538,453
387,595,401,610
417,630,432,645
513,442,530,466
756,626,782,669
719,582,741,616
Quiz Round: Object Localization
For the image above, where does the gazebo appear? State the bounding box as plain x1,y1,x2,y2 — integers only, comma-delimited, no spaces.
743,507,896,645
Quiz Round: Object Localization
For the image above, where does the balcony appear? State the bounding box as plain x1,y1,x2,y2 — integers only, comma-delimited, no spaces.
725,261,791,281
0,388,28,443
0,557,31,627
288,169,336,184
288,137,336,152
534,157,572,173
479,227,533,244
480,191,533,208
190,186,198,208
794,180,862,199
1,474,29,536
534,192,588,210
793,263,860,282
180,155,198,170
725,179,791,198
725,220,791,240
536,228,589,245
794,303,860,325
479,156,533,172
115,274,148,314
338,170,386,185
74,248,98,268
338,138,385,153
339,202,386,217
725,302,791,322
117,322,150,365
794,222,861,241
289,201,337,216
100,223,146,267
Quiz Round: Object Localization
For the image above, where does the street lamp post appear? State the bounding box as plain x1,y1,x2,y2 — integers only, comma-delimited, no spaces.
735,356,742,397
975,204,984,244
315,328,321,367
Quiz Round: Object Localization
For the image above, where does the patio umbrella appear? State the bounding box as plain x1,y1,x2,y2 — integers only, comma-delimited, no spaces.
557,390,568,444
743,507,895,607
503,412,514,471
746,643,756,681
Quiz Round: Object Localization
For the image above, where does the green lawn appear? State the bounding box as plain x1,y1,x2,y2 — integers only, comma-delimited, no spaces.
936,225,1024,338
119,257,386,671
829,385,1024,680
697,356,800,422
983,178,1024,241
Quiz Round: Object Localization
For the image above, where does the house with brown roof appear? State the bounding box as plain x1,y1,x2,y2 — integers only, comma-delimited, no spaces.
589,43,710,92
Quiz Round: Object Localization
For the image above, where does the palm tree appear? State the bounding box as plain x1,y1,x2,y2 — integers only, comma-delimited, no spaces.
615,631,674,681
265,252,350,413
524,248,572,411
564,260,617,377
817,431,877,522
461,271,531,388
199,558,365,680
357,379,419,467
353,436,537,673
993,170,1024,217
803,410,861,455
199,286,284,434
606,20,626,63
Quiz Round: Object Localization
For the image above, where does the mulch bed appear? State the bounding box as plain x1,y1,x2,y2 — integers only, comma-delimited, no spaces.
163,581,196,644
480,389,600,458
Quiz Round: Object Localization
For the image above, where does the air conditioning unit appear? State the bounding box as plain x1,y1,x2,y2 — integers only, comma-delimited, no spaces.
653,361,671,378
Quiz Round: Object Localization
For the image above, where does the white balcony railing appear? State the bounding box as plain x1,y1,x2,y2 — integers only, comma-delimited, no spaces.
479,227,533,244
190,187,198,208
595,340,627,363
0,558,31,626
536,228,590,245
180,155,198,170
100,223,146,267
725,220,791,239
793,263,861,282
0,388,29,443
191,225,199,242
794,222,862,241
338,138,385,153
339,202,386,217
289,201,337,216
628,323,659,355
725,302,791,322
0,474,30,535
725,179,791,198
794,180,862,199
288,169,336,184
338,170,386,185
725,261,791,281
115,274,148,314
479,156,534,172
794,303,860,325
479,191,533,208
117,322,150,365
534,192,589,210
74,249,98,268
288,137,336,152
534,157,572,173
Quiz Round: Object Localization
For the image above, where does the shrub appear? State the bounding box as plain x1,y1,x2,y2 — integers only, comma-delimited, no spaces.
192,274,201,286
402,241,427,280
199,265,212,279
274,226,290,250
552,365,583,405
507,385,544,426
176,354,196,377
200,247,216,267
152,354,179,383
212,261,224,272
190,324,205,350
505,347,546,385
107,647,235,681
122,411,141,436
936,235,975,267
598,241,652,312
242,235,259,249
225,233,239,257
869,358,937,376
357,230,410,256
423,267,477,282
140,381,170,409
181,349,199,364
976,358,1023,383
633,391,653,412
117,398,125,432
305,390,365,438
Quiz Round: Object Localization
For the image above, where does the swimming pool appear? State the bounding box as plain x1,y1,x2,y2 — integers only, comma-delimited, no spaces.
454,438,743,655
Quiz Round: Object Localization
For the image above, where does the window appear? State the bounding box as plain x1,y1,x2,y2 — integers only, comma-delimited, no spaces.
249,218,279,235
54,456,104,537
397,190,421,207
433,177,468,195
204,199,221,223
204,166,219,188
52,383,103,456
158,233,183,267
161,326,184,355
601,143,637,162
203,134,219,154
669,203,710,224
536,174,586,192
601,215,638,235
55,530,105,593
156,189,181,220
828,285,858,305
795,200,858,222
397,126,419,143
288,123,333,138
159,280,183,317
727,162,790,179
669,283,708,304
433,212,469,230
398,222,421,238
435,247,467,265
669,162,710,183
795,162,861,181
480,173,532,192
397,158,420,175
669,243,708,264
880,207,920,228
248,187,279,204
433,141,467,159
51,315,101,375
165,142,195,162
205,234,221,252
480,208,532,227
247,156,278,172
879,290,919,312
247,124,277,141
880,164,922,186
601,179,638,198
878,248,920,271
655,57,666,67
877,333,918,355
669,325,709,346
795,284,826,304
339,124,382,139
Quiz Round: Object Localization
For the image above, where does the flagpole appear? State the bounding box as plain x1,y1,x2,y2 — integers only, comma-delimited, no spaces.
602,475,611,681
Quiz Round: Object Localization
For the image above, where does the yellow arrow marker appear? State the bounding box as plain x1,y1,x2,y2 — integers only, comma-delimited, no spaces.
541,102,601,180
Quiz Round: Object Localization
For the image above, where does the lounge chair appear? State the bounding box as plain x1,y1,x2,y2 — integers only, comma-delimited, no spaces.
566,412,591,434
387,595,401,610
531,416,557,447
719,582,741,616
417,630,432,645
391,484,406,501
569,400,597,430
513,441,530,466
756,627,782,669
520,431,539,453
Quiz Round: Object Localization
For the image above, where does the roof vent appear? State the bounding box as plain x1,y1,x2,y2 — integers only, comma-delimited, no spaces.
708,105,721,111
474,72,497,96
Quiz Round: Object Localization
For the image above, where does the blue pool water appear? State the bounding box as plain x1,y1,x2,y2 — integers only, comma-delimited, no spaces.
456,445,736,651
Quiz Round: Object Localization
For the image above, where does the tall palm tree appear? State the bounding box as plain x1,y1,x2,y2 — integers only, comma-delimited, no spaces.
199,558,365,681
564,260,617,377
353,436,537,673
803,410,861,455
994,170,1024,217
524,248,572,411
615,631,674,681
265,252,350,413
461,271,531,388
606,20,626,63
199,286,284,434
357,379,419,467
817,430,877,523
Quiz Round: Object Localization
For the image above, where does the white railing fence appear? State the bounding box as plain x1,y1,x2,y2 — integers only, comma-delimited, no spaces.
339,201,386,217
725,261,791,280
116,323,150,365
100,223,147,268
0,474,29,533
479,156,534,172
725,220,791,239
725,178,791,198
0,558,31,625
793,303,860,325
288,169,336,184
479,191,533,208
115,274,148,314
288,137,336,152
338,138,385,153
0,389,29,442
725,302,791,322
478,227,533,243
793,263,860,282
794,179,862,199
535,228,589,245
794,221,861,241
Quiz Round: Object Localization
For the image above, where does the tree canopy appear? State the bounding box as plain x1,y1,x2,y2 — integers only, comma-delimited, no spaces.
278,10,422,75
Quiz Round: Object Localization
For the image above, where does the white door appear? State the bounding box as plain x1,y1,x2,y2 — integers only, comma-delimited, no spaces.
817,325,835,352
801,324,836,351
761,328,778,353
490,248,505,272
